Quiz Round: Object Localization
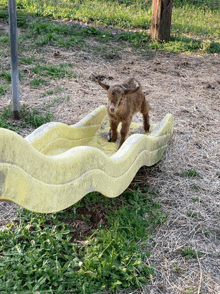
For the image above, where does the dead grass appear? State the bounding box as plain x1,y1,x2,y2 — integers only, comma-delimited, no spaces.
0,19,220,293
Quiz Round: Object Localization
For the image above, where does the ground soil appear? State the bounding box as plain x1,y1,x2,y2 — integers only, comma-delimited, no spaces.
0,20,220,293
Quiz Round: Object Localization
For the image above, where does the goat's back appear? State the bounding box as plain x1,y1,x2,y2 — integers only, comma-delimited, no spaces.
122,77,142,91
122,78,145,115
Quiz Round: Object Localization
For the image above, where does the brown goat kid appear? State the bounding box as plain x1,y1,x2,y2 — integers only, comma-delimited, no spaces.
98,77,150,149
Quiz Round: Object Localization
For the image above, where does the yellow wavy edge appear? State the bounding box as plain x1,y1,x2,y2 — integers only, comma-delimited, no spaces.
0,106,173,213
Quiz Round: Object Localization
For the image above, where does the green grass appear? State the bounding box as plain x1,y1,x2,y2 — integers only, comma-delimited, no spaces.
180,246,203,259
31,62,74,78
1,0,219,55
30,77,48,88
173,263,186,274
186,208,197,218
181,169,201,178
0,84,9,96
26,20,86,48
0,34,10,44
43,86,64,96
44,96,70,109
191,184,202,191
0,2,218,291
0,70,23,83
20,104,54,127
191,197,201,203
0,189,167,293
0,105,20,131
19,55,36,65
0,104,54,129
0,117,20,131
29,63,81,88
0,70,12,82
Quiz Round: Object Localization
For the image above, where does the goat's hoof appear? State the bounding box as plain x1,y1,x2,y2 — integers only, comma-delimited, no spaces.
108,133,117,142
145,125,150,132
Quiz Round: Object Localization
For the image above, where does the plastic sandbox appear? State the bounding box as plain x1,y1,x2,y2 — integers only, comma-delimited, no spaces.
0,105,173,213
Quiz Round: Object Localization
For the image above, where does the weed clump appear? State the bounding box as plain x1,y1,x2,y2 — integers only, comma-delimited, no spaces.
181,169,201,178
180,246,203,259
0,104,53,130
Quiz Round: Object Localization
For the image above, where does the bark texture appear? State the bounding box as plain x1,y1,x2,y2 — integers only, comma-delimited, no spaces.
150,0,173,41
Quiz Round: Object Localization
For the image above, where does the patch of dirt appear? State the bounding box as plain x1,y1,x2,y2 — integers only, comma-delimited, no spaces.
60,204,108,243
0,19,220,294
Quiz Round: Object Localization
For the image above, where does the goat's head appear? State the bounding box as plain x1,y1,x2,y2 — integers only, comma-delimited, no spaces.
98,79,140,114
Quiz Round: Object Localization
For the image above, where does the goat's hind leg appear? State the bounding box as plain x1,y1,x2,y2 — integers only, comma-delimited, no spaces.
141,98,150,132
143,112,150,132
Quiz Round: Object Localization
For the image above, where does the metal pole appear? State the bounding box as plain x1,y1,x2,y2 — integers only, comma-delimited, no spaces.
8,0,20,119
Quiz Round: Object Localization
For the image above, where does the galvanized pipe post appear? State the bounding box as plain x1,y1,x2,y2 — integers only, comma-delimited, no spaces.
8,0,20,119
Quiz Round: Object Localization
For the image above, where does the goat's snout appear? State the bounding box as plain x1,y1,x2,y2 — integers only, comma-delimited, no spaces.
109,103,116,114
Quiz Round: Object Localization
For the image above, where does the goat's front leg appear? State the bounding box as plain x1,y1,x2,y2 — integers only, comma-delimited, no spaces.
107,119,119,142
118,119,132,149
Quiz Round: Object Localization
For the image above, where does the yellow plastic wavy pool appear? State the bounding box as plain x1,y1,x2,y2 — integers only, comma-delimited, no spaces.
0,105,173,213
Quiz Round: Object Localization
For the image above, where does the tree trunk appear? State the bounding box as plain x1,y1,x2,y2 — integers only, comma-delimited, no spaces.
150,0,173,41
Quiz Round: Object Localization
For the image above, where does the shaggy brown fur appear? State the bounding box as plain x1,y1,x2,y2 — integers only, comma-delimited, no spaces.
98,77,150,149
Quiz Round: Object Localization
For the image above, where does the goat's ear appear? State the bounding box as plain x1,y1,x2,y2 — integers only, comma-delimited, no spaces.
124,86,140,95
98,79,110,91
